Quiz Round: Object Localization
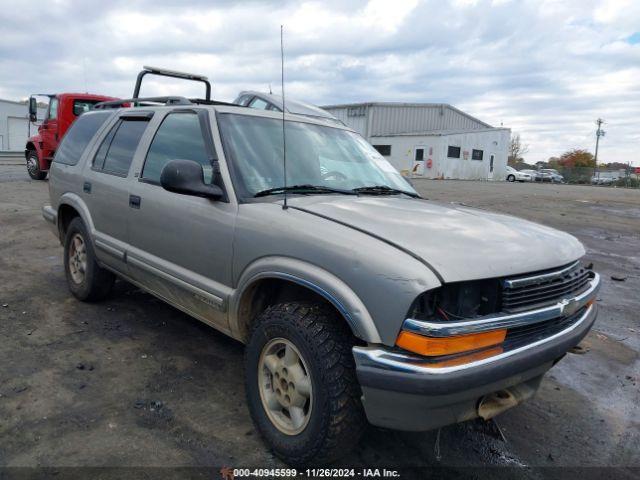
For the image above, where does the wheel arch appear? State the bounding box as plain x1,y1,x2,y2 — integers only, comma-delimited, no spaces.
230,257,380,344
57,193,96,243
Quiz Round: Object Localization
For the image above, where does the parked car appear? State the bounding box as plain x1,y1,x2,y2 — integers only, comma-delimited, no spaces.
538,168,565,183
520,169,539,181
234,91,344,127
42,67,600,465
505,166,533,182
591,173,618,185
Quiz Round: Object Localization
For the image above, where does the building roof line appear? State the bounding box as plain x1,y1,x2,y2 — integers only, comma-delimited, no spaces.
371,127,510,137
320,101,493,128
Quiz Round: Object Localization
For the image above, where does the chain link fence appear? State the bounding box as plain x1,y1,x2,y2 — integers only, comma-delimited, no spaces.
559,167,639,188
524,167,640,188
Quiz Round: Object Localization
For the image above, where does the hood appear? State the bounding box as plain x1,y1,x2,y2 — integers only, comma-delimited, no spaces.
286,195,584,282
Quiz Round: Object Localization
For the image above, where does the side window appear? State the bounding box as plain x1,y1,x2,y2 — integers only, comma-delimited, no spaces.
73,100,100,116
142,113,213,184
238,95,253,106
54,111,113,166
249,97,269,110
447,146,461,158
47,98,59,121
93,118,149,176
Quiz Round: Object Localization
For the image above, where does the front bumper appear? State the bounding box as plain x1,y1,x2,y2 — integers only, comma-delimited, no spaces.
353,274,599,431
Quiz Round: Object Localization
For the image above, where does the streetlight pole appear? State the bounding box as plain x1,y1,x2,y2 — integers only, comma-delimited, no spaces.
594,118,605,178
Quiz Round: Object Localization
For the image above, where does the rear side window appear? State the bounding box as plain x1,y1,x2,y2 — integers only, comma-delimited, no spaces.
93,118,149,176
54,111,113,166
249,97,269,110
73,100,101,116
142,113,213,184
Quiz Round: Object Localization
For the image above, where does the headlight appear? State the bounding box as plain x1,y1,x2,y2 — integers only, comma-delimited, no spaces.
407,279,501,321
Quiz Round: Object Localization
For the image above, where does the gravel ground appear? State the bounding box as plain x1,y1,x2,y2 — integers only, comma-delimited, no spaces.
0,164,638,478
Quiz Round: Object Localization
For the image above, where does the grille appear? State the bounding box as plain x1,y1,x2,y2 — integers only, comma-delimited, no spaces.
501,262,592,313
505,307,585,346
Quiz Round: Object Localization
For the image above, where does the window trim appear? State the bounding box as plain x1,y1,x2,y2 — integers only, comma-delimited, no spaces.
91,116,151,177
138,109,228,202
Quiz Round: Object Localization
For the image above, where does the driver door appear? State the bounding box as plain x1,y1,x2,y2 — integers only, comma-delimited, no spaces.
126,109,236,332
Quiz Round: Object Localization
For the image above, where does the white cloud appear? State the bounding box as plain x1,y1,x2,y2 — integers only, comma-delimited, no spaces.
0,0,638,164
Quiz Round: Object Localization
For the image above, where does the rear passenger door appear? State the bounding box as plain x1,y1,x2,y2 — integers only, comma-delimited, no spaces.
126,110,236,332
82,111,152,273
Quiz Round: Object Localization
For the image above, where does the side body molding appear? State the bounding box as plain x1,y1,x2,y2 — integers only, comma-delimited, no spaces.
230,256,381,344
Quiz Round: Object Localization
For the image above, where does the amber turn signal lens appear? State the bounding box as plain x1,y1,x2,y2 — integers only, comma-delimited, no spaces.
396,329,507,357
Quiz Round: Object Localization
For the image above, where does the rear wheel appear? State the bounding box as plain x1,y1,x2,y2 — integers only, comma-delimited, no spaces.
245,302,365,465
26,151,47,180
64,217,115,301
507,174,515,182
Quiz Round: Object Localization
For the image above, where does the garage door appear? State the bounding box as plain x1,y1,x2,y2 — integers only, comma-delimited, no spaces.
8,116,28,151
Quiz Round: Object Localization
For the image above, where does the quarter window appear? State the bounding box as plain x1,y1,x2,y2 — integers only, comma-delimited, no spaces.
472,149,484,161
54,111,112,166
93,118,149,176
142,113,213,184
447,146,461,158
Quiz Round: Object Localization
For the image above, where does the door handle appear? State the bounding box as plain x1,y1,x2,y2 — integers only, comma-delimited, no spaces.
83,182,91,193
129,195,141,209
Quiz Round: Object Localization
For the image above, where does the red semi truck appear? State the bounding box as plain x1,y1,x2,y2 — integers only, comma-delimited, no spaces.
25,93,117,180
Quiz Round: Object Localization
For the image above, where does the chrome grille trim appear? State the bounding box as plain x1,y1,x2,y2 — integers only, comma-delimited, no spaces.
502,262,591,312
502,261,580,289
402,272,599,338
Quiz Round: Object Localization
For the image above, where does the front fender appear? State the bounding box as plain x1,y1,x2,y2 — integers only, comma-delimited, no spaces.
230,256,381,343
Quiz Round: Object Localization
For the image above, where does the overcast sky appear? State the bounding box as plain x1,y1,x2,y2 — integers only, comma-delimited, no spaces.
1,0,638,165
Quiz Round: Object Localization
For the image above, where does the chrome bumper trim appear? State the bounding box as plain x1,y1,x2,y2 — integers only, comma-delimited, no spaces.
354,301,597,375
403,272,600,338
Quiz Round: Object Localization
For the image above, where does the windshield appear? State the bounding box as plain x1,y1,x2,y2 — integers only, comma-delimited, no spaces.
218,113,416,199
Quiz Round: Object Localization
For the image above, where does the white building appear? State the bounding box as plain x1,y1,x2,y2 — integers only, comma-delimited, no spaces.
0,98,46,152
322,102,510,180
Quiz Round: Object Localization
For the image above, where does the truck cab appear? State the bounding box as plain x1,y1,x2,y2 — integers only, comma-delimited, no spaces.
25,93,117,180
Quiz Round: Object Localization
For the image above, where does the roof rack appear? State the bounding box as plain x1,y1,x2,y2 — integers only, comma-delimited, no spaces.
93,96,243,110
93,96,192,109
134,66,211,101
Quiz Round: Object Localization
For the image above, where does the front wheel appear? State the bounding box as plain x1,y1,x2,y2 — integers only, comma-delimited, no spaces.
245,302,366,465
26,151,47,180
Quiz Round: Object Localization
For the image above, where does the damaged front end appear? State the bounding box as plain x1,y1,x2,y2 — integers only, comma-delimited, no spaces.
352,262,600,431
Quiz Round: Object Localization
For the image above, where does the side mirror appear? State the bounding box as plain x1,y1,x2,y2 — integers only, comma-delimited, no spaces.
160,159,223,200
29,97,38,122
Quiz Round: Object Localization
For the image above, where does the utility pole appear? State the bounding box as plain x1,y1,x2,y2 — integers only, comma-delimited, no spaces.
593,118,606,176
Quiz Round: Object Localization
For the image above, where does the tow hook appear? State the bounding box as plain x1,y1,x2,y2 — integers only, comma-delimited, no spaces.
478,389,519,420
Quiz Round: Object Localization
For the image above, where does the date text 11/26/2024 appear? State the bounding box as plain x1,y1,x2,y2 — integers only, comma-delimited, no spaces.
226,468,401,478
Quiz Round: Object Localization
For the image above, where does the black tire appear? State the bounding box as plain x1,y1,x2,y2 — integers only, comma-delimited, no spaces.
64,217,115,301
26,151,47,180
245,302,366,466
507,174,515,182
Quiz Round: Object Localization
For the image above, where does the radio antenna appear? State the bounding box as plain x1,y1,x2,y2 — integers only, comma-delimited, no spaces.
280,25,288,210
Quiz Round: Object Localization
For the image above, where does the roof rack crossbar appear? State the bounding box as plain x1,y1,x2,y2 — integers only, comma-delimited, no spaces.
134,66,211,101
93,96,193,109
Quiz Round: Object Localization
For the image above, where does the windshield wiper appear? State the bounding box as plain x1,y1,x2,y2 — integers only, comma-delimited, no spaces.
352,185,420,198
254,184,357,198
